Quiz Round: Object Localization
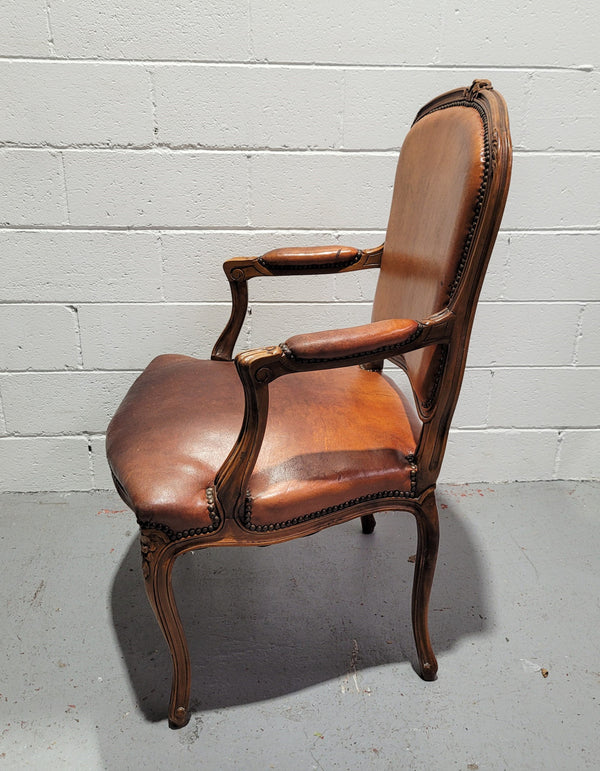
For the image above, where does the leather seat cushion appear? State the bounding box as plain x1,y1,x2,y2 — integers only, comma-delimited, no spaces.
106,355,420,533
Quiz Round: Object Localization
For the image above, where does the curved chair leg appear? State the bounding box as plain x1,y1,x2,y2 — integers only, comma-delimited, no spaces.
361,513,376,534
411,490,439,680
140,531,191,729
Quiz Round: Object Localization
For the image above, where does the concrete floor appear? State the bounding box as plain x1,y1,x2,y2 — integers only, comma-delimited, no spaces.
1,482,598,770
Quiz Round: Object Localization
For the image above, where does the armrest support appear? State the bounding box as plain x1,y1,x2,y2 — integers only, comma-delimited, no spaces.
213,310,454,519
211,244,383,362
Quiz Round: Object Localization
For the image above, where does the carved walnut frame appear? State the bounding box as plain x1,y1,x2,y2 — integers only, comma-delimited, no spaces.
138,81,512,728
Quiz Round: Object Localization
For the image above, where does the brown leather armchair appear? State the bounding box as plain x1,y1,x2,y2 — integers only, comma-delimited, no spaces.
107,80,512,728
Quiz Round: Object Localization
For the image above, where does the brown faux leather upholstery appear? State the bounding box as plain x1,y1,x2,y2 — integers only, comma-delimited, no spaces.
107,355,419,533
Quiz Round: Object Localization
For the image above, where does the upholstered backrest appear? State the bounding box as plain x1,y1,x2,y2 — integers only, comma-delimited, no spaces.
372,83,511,431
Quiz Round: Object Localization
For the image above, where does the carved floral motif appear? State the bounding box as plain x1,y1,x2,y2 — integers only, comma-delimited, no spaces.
465,79,493,101
491,129,500,171
140,530,167,579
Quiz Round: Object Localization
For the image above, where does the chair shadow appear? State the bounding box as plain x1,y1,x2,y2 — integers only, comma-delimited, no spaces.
110,500,490,722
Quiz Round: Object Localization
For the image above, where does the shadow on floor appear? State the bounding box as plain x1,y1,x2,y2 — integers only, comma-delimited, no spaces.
110,501,489,722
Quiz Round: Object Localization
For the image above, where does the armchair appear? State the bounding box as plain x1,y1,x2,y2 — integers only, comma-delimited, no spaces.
106,80,512,728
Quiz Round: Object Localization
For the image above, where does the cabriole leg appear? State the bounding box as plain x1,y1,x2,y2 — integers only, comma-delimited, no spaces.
140,530,191,728
410,491,439,680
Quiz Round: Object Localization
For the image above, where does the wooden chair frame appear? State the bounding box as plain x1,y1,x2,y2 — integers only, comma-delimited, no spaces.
115,80,512,728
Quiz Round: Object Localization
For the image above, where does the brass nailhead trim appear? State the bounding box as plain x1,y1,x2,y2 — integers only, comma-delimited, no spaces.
258,250,362,273
414,98,491,306
413,98,491,410
422,346,448,412
242,459,418,532
137,486,221,542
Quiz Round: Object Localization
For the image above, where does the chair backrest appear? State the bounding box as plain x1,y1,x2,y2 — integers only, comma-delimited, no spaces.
372,80,512,485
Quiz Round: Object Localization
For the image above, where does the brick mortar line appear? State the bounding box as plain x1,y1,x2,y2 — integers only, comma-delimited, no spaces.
553,430,566,477
571,305,586,367
156,232,166,301
448,426,600,432
245,153,252,227
0,225,597,234
246,0,255,61
0,300,597,306
1,144,598,156
0,383,7,432
66,304,83,368
84,431,95,486
0,57,594,72
146,67,159,143
0,370,144,375
0,225,365,233
0,301,239,307
44,1,55,57
59,151,71,224
483,368,495,426
2,366,600,375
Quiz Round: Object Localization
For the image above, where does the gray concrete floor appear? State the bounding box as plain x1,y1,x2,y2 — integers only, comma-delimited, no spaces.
1,482,598,770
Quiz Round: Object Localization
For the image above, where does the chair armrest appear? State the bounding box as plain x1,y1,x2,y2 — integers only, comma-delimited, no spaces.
213,311,453,519
211,244,383,362
257,245,377,274
282,318,423,363
278,310,453,371
224,243,382,280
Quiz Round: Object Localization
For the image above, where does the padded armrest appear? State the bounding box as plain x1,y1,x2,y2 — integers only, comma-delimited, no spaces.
282,319,422,363
259,245,362,271
213,244,383,362
221,244,382,282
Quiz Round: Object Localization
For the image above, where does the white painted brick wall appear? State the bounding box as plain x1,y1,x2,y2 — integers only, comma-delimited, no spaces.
153,66,345,148
0,372,137,435
0,0,598,491
0,437,91,493
0,62,154,146
47,1,249,60
503,155,600,229
77,304,234,369
63,152,249,227
0,305,81,370
578,304,600,365
0,149,67,224
1,231,162,302
0,2,49,57
249,154,395,229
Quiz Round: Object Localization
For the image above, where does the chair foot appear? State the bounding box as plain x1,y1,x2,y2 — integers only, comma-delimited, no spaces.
361,513,376,534
410,490,440,681
140,530,192,728
418,660,438,681
168,706,191,729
